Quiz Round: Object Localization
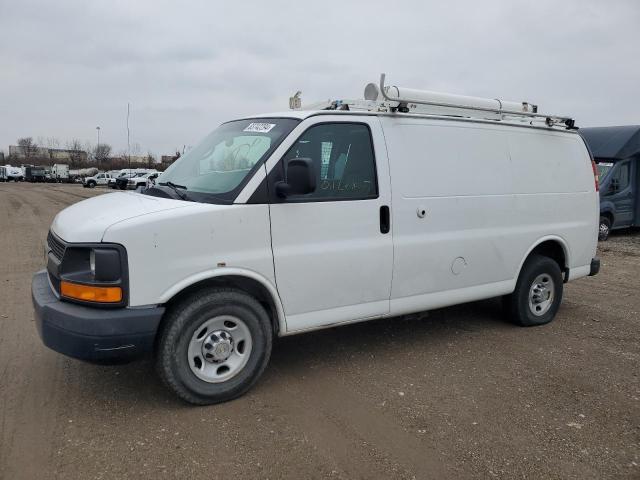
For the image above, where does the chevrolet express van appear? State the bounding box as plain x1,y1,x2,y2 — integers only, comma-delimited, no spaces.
32,75,600,404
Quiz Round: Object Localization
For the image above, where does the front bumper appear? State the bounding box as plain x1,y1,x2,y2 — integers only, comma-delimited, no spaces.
32,270,165,363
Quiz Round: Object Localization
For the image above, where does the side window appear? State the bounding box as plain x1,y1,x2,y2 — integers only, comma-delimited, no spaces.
609,162,630,194
280,123,377,200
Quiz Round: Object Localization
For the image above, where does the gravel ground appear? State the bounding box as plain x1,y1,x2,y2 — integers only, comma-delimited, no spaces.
0,183,638,479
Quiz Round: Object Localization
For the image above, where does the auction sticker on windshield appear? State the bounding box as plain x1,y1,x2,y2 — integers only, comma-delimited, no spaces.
244,123,276,133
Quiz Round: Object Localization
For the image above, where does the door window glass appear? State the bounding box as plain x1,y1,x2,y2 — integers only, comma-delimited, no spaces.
609,162,630,194
281,123,377,200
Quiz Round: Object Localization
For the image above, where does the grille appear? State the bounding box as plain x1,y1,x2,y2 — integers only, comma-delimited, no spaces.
47,230,66,261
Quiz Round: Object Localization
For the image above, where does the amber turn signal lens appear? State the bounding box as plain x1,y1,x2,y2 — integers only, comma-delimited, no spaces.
60,281,122,303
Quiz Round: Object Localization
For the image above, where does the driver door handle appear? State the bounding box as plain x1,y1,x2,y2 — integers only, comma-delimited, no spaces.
380,205,390,234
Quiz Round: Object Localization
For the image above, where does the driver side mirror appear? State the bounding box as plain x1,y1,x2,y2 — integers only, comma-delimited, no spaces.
275,158,316,198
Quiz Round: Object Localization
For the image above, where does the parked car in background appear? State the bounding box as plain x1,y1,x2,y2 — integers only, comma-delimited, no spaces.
113,172,138,190
82,172,113,188
0,166,7,182
580,125,640,240
114,169,157,190
104,170,121,188
127,171,159,189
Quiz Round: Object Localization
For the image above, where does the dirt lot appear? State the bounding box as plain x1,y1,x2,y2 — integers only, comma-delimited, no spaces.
0,183,638,479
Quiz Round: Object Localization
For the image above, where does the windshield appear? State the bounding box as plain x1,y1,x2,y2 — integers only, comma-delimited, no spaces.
596,161,614,179
156,118,299,203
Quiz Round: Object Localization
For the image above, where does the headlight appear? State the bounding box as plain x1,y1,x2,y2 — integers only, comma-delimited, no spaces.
58,245,127,306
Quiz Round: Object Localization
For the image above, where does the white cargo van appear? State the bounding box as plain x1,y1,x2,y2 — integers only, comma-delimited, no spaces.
32,75,600,405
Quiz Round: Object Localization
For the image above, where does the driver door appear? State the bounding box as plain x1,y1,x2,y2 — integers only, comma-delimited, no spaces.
266,117,393,332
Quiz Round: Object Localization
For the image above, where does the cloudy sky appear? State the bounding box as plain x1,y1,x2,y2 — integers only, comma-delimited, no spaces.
0,0,638,156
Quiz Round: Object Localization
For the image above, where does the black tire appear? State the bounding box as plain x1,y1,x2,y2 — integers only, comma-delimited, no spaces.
598,216,611,241
505,254,563,327
87,181,96,188
156,288,273,405
118,183,126,190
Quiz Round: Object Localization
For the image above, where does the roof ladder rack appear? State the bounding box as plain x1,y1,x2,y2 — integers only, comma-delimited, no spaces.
374,73,575,129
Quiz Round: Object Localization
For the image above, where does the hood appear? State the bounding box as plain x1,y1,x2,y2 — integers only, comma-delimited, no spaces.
51,192,191,242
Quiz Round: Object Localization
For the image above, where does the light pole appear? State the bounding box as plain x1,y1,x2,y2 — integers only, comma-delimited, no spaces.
96,126,100,163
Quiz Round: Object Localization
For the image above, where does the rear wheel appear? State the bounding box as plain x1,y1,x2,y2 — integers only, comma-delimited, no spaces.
156,288,273,405
599,216,611,241
505,254,563,327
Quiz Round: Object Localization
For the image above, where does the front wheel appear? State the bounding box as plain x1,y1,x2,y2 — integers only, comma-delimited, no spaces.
505,254,563,327
599,216,611,241
87,181,96,188
156,288,273,405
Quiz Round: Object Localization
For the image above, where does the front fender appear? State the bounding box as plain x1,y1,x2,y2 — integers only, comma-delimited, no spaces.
158,267,287,334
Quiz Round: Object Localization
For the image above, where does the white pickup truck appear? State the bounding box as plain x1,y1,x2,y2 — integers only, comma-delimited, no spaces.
82,172,113,188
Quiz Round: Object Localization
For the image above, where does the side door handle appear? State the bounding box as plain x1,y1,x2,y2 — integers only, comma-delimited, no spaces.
379,205,390,234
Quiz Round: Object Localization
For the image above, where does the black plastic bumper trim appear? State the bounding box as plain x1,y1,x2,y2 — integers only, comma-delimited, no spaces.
32,270,164,363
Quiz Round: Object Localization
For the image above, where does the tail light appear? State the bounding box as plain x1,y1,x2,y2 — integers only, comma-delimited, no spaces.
591,159,599,192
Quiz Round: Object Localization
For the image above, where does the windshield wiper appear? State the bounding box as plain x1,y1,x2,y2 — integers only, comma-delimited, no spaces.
158,181,190,201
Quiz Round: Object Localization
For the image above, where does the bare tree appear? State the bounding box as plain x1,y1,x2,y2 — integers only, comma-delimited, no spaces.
94,143,112,165
47,137,60,149
83,141,94,162
43,137,61,166
17,137,37,161
145,151,156,168
65,139,85,168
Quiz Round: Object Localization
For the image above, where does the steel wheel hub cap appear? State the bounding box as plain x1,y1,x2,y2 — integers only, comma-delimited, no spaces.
528,274,555,316
202,331,234,363
187,315,253,383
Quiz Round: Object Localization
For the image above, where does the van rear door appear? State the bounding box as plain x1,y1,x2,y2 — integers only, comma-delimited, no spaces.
267,116,393,332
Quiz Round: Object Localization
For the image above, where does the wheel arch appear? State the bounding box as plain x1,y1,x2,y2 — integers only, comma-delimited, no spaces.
516,236,570,283
600,210,614,224
159,268,286,336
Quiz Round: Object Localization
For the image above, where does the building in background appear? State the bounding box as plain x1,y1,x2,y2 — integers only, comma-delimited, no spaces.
8,145,87,163
161,153,180,168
